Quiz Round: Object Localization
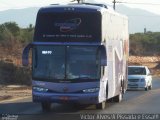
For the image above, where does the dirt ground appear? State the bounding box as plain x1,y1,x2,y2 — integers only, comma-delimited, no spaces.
0,85,31,102
0,56,160,102
129,56,160,76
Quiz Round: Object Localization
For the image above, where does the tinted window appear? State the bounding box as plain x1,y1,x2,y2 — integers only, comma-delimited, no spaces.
66,46,100,79
32,46,65,79
128,67,146,75
34,12,101,42
32,45,101,82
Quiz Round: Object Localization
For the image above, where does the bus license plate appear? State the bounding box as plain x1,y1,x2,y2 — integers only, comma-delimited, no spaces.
59,96,69,101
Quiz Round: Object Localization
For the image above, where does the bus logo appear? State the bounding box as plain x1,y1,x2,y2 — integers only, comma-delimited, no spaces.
54,18,81,32
42,51,52,55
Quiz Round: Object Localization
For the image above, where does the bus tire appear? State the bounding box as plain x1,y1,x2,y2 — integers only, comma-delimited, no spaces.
122,80,126,94
112,87,123,102
96,101,106,110
74,103,86,109
106,82,108,100
41,102,51,111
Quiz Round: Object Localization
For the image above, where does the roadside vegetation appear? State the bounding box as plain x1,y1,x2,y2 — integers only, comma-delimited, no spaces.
0,22,33,85
0,21,160,85
130,32,160,56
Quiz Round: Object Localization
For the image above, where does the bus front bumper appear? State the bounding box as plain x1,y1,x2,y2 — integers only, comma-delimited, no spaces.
32,92,99,104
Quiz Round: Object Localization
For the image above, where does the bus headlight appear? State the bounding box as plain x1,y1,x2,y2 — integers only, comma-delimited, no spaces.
83,88,99,93
33,86,48,92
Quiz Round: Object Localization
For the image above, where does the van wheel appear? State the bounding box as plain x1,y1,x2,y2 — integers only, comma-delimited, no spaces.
145,86,148,91
41,102,51,111
148,84,152,90
96,101,106,110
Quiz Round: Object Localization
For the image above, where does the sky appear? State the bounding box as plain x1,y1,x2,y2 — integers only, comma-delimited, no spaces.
1,0,160,15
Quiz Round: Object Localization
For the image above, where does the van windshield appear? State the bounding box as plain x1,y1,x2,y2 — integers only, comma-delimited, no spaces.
128,67,146,75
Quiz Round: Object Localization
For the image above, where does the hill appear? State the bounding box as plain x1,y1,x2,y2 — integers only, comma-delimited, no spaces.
0,7,39,28
0,5,160,33
116,5,160,33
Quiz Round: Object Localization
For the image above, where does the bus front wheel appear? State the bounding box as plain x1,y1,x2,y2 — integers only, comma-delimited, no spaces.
112,87,123,102
41,102,51,111
96,101,106,110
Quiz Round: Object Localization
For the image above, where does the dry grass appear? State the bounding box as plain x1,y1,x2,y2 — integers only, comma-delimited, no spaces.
129,56,160,76
0,85,31,102
0,60,31,85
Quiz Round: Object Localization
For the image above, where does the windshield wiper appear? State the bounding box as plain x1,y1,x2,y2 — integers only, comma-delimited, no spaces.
71,76,93,79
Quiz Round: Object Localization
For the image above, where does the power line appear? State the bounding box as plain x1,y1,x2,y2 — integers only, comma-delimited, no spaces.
113,0,116,10
127,15,160,17
112,0,160,10
116,1,160,5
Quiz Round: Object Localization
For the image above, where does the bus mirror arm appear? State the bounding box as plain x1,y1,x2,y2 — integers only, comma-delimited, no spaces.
22,43,33,66
99,45,107,66
101,59,107,66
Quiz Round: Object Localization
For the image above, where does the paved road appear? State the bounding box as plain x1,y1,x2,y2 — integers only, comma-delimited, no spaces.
0,77,160,120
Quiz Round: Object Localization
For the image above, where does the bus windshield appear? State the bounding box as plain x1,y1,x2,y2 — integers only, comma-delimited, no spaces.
32,46,65,80
32,45,100,82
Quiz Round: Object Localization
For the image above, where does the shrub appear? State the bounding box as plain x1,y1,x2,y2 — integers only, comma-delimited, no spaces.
0,60,31,85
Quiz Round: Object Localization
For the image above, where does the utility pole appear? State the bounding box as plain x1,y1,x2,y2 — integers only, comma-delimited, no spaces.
77,0,80,3
113,0,116,10
71,0,84,3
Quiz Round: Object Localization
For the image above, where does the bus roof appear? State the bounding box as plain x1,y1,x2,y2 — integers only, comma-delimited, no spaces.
38,3,108,13
38,3,127,19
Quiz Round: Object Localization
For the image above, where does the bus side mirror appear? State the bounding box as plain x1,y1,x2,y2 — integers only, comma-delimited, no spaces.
22,43,32,66
98,45,107,66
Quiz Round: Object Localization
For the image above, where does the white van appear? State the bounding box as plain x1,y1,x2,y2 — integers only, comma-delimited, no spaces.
128,66,152,91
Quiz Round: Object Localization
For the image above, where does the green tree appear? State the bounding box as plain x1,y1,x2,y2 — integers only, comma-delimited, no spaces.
18,27,34,44
2,22,20,37
130,32,160,56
